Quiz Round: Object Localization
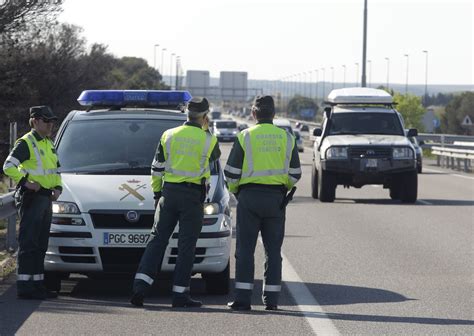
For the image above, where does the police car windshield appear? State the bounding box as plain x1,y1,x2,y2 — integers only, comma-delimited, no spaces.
215,121,237,129
57,119,219,175
329,113,404,136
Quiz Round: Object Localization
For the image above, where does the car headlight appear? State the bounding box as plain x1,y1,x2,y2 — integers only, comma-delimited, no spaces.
393,147,413,159
52,201,80,214
203,203,220,215
214,130,221,135
232,130,238,134
326,147,348,159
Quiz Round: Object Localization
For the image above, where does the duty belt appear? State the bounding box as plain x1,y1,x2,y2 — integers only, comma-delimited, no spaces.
164,181,203,192
239,183,287,193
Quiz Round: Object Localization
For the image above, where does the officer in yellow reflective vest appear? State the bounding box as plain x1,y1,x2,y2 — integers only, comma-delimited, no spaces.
225,96,301,311
131,97,220,308
3,106,62,300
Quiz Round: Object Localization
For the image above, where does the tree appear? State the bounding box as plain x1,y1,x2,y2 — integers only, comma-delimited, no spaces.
393,93,425,132
0,0,62,37
441,92,474,135
287,95,318,120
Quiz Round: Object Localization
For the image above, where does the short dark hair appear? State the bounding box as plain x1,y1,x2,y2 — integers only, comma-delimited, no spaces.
252,95,275,120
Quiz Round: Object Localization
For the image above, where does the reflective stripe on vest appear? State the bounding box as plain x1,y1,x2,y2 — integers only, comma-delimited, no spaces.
241,130,293,178
22,134,59,176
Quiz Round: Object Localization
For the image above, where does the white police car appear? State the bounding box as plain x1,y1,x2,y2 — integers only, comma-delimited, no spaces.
45,90,232,294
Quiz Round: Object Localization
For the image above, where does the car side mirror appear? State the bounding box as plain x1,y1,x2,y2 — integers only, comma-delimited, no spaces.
313,128,322,137
407,128,418,137
324,107,332,118
418,140,425,146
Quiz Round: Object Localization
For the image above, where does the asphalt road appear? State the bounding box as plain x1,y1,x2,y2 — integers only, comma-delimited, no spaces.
0,141,473,335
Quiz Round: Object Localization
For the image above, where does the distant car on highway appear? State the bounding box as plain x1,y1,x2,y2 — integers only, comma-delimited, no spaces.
273,118,294,135
212,119,239,142
311,87,418,203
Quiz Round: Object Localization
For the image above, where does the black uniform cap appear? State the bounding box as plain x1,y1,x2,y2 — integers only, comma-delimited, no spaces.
29,106,58,120
186,97,210,116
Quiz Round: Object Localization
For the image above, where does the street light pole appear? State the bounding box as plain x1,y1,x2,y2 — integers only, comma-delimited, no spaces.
361,0,368,87
153,44,159,69
423,50,428,105
315,69,319,101
169,53,175,89
175,56,180,90
321,68,326,100
161,48,166,82
404,54,409,95
367,60,372,87
385,57,390,89
355,63,359,86
330,66,334,90
342,65,346,88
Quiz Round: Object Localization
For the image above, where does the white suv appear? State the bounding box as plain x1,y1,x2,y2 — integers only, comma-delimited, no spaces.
45,90,232,294
311,88,418,203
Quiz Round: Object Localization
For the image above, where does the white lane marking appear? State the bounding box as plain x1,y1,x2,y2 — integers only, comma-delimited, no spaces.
417,199,433,205
424,168,474,180
282,252,341,336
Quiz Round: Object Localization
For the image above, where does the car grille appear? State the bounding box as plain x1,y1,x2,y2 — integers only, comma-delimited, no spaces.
90,210,155,229
349,146,392,159
99,247,145,273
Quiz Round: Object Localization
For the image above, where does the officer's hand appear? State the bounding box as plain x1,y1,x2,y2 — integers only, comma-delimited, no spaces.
24,181,40,192
52,189,61,201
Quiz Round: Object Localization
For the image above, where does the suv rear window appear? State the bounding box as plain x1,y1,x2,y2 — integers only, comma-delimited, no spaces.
329,113,403,136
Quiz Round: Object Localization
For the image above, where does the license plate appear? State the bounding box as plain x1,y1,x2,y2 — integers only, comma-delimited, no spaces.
103,232,151,246
366,159,378,168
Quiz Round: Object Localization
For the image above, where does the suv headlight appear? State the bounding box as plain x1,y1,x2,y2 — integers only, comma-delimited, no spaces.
204,202,220,215
392,147,413,159
52,201,80,214
326,147,348,159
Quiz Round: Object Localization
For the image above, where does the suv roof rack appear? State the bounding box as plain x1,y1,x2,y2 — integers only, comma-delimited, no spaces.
326,87,394,106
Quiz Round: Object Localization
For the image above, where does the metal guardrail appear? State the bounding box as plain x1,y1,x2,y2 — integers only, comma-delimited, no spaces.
0,191,18,251
431,146,474,172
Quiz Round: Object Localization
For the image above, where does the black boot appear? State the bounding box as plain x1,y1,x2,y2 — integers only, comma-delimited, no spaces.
227,301,251,311
130,292,144,307
172,296,202,308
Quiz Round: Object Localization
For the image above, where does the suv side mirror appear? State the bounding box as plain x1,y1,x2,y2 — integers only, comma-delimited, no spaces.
313,128,322,137
418,140,425,146
324,107,332,118
407,128,418,137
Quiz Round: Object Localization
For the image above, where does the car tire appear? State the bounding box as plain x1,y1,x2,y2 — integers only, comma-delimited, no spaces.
400,171,418,203
389,185,400,200
311,164,319,199
417,165,422,174
318,169,336,202
44,272,67,293
202,260,230,295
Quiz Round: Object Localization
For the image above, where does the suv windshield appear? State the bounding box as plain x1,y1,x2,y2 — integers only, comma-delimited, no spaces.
215,121,237,128
57,118,219,175
329,113,403,136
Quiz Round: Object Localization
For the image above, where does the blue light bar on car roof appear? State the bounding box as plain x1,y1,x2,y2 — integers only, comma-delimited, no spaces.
77,90,193,107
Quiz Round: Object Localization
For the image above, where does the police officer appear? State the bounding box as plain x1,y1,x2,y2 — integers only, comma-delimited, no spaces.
225,95,301,311
131,97,220,308
3,106,62,300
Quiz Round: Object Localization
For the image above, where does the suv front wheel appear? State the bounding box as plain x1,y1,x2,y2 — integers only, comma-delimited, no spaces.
318,169,336,202
399,171,418,203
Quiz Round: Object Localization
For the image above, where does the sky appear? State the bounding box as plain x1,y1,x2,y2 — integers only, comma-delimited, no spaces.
59,0,473,85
